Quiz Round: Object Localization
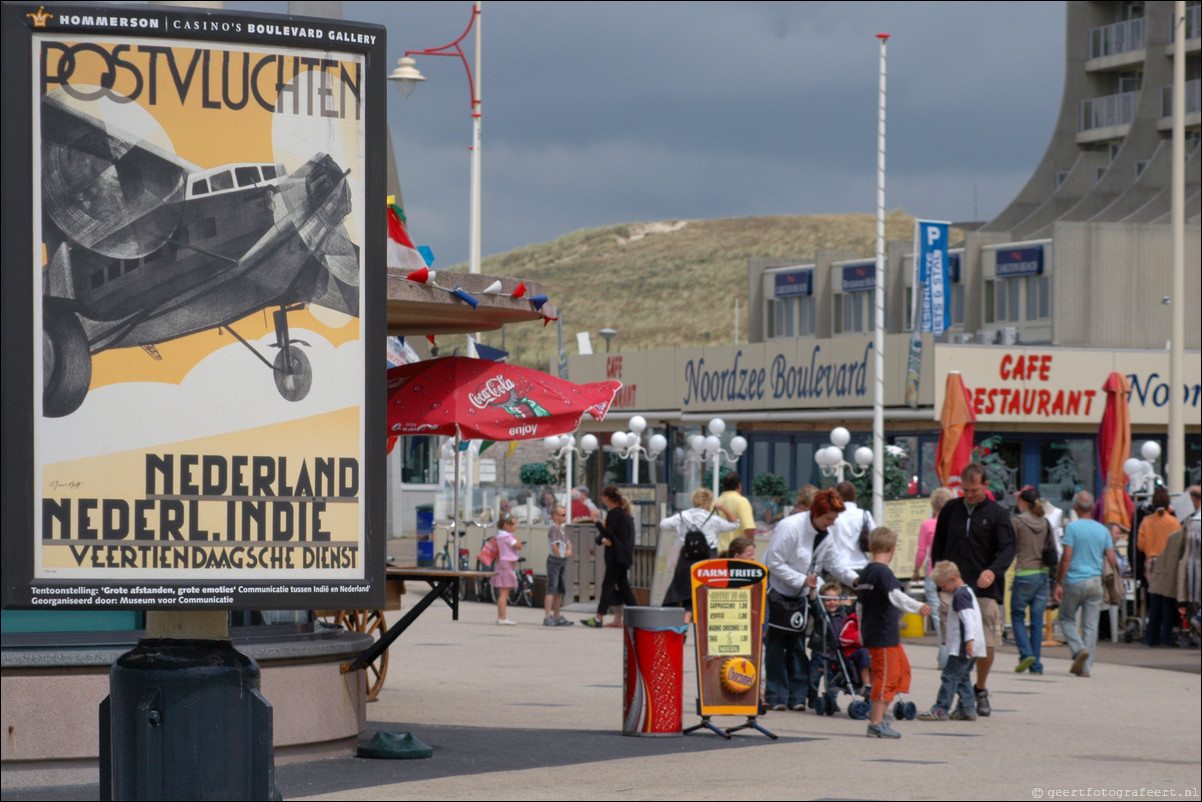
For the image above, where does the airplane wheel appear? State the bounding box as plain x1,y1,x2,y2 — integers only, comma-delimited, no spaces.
273,345,312,402
43,301,92,417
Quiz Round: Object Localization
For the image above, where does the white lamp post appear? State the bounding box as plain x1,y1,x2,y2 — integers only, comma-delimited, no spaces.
611,415,667,484
815,426,874,484
1123,440,1164,498
688,417,747,499
389,2,483,288
392,3,485,524
544,433,599,515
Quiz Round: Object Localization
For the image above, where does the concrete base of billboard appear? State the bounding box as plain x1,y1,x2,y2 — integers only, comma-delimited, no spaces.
0,628,371,790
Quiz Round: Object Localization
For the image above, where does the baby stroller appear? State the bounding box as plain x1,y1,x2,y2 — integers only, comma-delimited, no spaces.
807,593,871,720
807,591,919,721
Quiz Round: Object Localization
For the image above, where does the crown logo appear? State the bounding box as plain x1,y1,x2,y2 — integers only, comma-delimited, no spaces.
26,6,53,27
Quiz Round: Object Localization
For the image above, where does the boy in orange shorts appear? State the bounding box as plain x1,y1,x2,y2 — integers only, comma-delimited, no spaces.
856,526,930,738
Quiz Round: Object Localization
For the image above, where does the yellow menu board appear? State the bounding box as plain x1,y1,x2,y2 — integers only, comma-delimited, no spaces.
706,588,752,655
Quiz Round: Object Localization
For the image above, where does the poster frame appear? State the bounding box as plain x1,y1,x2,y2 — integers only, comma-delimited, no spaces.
1,3,388,611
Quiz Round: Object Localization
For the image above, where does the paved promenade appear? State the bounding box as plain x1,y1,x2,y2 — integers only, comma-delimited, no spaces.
8,585,1198,801
272,594,1199,802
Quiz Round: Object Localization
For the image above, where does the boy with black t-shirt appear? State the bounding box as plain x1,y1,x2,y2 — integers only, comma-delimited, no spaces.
856,526,930,739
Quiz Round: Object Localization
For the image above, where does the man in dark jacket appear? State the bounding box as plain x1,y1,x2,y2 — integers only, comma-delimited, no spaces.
931,463,1015,717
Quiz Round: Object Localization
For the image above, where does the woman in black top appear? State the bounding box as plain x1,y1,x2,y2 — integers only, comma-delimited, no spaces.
582,485,638,627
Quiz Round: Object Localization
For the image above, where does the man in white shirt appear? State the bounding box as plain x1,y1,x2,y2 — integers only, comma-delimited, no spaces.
814,482,874,587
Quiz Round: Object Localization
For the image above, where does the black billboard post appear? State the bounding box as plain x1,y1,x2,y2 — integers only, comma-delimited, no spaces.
1,5,387,797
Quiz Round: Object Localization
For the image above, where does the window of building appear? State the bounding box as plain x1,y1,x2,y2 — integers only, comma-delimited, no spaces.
400,436,439,484
834,290,875,334
993,277,1020,323
951,282,966,326
798,296,815,336
986,275,1049,325
768,295,815,340
1040,438,1096,513
776,296,796,338
769,268,815,340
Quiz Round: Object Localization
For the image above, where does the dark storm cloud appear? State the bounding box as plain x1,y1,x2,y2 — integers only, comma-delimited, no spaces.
228,1,1064,264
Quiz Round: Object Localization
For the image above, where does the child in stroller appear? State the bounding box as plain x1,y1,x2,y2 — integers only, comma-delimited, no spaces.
807,581,873,718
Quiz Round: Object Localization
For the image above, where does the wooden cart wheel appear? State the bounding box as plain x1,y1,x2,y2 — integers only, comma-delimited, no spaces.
329,609,389,702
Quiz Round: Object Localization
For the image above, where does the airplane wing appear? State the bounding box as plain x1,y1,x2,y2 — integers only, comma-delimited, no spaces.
41,94,194,260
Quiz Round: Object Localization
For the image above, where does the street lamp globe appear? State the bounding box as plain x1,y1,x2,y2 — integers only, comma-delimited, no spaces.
708,418,726,437
854,446,874,468
581,434,599,453
1123,457,1147,479
388,56,425,97
611,431,629,449
1140,440,1162,462
831,426,851,449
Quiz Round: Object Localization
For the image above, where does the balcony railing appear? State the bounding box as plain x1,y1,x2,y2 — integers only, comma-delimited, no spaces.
1168,4,1201,43
1081,90,1141,131
1160,79,1202,118
1090,17,1145,59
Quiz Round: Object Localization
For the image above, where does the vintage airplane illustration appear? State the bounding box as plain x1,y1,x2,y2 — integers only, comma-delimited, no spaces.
40,94,361,417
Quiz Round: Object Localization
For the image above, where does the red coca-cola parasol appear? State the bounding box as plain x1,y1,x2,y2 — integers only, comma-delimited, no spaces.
386,357,621,558
387,356,621,441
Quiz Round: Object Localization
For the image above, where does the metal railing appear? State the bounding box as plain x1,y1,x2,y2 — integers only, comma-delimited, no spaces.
1081,90,1141,131
1168,4,1201,43
1160,79,1202,118
1090,17,1145,59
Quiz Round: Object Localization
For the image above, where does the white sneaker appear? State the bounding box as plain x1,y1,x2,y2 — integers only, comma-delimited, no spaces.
496,619,517,626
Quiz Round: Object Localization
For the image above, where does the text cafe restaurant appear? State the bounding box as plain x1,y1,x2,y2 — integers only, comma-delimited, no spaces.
571,339,1201,513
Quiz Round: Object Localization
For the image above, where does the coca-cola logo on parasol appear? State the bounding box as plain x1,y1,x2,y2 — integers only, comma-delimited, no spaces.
469,375,518,410
469,375,552,420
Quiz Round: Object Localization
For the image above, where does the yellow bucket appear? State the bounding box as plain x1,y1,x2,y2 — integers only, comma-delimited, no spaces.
900,612,926,639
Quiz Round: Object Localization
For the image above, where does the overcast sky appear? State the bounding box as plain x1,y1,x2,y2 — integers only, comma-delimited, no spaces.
226,1,1067,268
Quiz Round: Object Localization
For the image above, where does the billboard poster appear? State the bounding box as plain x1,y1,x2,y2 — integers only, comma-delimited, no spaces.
2,4,387,609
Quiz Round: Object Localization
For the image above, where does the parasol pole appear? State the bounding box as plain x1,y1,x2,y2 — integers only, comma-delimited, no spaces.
453,426,462,569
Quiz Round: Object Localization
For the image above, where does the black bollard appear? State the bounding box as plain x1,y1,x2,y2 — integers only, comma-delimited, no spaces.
105,636,275,800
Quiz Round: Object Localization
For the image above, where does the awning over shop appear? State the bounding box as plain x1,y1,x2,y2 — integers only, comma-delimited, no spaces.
385,270,553,336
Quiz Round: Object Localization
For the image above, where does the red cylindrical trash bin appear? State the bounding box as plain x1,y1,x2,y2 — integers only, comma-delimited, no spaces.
622,606,687,736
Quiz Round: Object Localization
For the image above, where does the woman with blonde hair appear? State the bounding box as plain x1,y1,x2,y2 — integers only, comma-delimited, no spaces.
658,487,739,555
790,484,819,516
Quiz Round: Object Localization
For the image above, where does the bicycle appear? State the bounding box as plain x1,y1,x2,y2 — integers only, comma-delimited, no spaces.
433,524,472,600
490,556,535,608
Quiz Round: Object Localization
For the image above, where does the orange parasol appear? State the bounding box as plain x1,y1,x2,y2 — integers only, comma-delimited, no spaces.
936,371,976,492
1097,372,1133,528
